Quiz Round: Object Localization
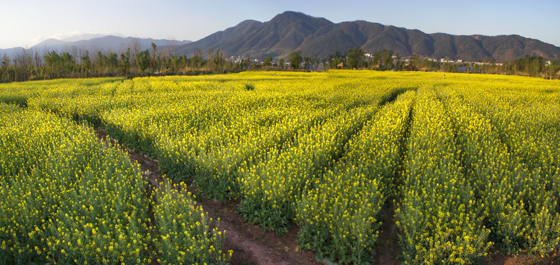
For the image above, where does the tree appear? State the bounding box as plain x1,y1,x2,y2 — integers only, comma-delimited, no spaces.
264,55,272,69
279,58,285,70
136,50,150,76
395,55,404,71
191,48,203,70
303,54,312,70
373,49,394,70
346,46,364,69
330,51,344,69
119,48,130,77
321,57,330,70
289,51,302,70
548,60,560,79
151,42,157,73
410,54,421,68
130,38,141,63
244,56,251,70
2,54,11,78
207,48,214,71
212,49,225,73
312,55,320,70
80,50,92,76
108,53,119,69
167,36,177,55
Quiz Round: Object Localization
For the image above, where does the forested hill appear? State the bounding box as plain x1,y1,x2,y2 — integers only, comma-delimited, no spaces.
174,11,560,62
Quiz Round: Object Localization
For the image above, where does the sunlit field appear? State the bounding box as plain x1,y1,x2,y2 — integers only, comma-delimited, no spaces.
1,70,559,264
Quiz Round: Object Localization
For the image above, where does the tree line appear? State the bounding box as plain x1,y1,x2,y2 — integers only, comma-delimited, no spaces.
285,47,560,79
2,44,559,82
0,44,254,82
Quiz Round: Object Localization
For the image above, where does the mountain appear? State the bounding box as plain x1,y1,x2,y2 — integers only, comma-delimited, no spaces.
176,12,331,59
1,47,25,59
30,36,191,54
175,11,560,62
60,33,107,42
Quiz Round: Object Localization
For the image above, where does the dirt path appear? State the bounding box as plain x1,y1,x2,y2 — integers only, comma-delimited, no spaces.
94,128,321,265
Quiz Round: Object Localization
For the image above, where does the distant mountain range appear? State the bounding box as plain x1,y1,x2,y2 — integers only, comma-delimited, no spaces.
2,12,559,63
174,11,560,62
0,35,191,58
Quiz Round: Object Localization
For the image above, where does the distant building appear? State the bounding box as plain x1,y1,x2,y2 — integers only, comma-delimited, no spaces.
405,64,417,71
457,59,463,63
364,53,372,58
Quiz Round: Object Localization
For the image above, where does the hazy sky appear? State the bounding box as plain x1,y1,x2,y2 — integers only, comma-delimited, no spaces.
1,0,559,49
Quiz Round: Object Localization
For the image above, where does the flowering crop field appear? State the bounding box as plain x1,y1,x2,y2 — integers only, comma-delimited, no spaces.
0,70,559,264
0,105,228,264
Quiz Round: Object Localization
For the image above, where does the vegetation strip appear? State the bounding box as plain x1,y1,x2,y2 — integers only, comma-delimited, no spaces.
0,105,229,264
1,71,560,264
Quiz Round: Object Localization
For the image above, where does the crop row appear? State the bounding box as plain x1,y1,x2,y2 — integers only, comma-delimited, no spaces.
0,104,228,264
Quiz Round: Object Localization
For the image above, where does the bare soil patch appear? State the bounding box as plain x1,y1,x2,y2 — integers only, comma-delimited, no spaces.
372,205,401,265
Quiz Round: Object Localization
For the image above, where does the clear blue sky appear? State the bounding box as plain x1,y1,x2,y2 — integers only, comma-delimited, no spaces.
2,0,559,49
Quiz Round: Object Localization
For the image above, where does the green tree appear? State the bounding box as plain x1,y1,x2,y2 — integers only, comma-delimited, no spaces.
346,46,364,69
303,55,311,70
80,50,92,76
548,60,560,79
374,49,394,70
108,53,119,69
289,51,302,70
119,48,130,77
279,58,285,70
136,50,150,76
264,55,272,69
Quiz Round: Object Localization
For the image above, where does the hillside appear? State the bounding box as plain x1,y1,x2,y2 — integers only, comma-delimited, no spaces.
30,36,191,54
175,11,560,62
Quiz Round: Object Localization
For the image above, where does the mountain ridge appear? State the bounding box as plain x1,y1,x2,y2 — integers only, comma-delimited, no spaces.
175,11,560,62
32,36,191,53
3,12,559,63
1,36,191,58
